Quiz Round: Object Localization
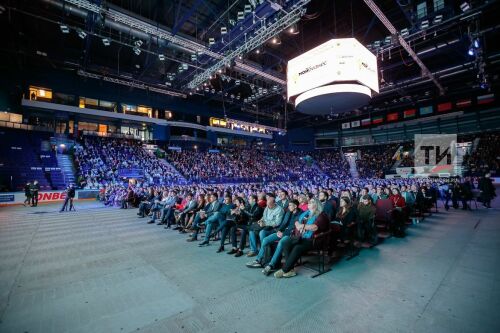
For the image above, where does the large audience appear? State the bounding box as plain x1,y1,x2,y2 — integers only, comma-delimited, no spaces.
71,131,498,279
74,136,184,189
98,173,495,279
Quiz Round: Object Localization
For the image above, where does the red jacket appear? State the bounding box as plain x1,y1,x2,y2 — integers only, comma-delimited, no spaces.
390,194,406,208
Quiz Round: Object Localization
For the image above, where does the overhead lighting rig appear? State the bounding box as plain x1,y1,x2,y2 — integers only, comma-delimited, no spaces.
187,1,308,89
77,70,186,98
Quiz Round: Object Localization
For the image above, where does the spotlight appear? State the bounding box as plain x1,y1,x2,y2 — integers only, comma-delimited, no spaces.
287,24,299,34
221,27,227,35
134,39,143,47
433,14,443,24
238,55,242,60
271,36,281,45
102,38,110,46
158,54,165,61
468,48,475,56
133,47,141,55
77,29,87,39
59,24,69,34
473,38,480,48
255,48,261,54
209,38,215,46
400,28,409,37
460,2,470,12
420,20,429,29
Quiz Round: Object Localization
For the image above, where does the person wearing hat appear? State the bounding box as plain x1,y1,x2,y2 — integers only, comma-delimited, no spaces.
247,192,284,257
246,199,303,274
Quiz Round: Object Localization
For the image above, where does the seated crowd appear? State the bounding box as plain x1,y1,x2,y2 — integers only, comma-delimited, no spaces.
74,136,183,189
165,148,319,183
96,172,495,279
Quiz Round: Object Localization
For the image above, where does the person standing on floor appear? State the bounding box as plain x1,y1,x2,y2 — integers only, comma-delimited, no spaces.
23,182,32,207
479,173,496,208
30,180,40,207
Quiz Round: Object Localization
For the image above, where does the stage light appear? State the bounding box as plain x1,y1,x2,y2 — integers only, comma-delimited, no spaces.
468,47,475,56
77,29,87,39
420,20,429,29
460,2,470,12
158,54,165,61
59,24,69,34
433,14,443,24
209,38,215,46
134,40,143,47
221,27,227,35
255,48,261,54
133,47,141,55
271,36,281,45
400,28,409,37
102,38,110,46
473,38,480,48
287,24,299,35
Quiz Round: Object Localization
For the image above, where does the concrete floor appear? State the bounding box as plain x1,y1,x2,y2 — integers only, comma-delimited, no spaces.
0,198,499,333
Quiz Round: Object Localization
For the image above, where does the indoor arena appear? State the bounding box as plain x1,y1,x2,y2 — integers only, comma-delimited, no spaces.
0,1,499,332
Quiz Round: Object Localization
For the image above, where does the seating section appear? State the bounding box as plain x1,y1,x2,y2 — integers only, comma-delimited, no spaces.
165,148,319,183
74,136,184,189
0,128,64,191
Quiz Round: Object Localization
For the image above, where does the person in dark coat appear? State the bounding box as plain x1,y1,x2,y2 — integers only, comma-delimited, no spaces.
479,173,496,208
23,182,32,206
30,180,40,207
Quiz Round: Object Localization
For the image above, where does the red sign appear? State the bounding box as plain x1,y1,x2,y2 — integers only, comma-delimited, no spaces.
437,102,452,112
37,191,67,202
387,113,399,121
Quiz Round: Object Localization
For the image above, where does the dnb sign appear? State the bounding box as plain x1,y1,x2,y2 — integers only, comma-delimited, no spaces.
414,134,459,176
37,191,67,202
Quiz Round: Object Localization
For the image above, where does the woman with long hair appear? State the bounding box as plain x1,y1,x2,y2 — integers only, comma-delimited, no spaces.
274,198,329,278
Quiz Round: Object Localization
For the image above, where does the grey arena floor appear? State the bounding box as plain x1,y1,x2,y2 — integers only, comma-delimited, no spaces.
0,197,499,333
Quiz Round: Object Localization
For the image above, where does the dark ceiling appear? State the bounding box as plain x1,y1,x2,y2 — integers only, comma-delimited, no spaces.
0,0,499,129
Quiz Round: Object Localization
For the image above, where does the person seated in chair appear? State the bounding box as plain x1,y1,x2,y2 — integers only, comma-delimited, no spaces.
137,188,156,217
198,195,234,247
147,191,168,223
215,197,245,252
274,198,329,278
187,193,221,242
172,193,197,230
330,196,357,256
390,188,407,237
247,193,284,257
227,194,263,257
181,194,206,233
247,199,303,275
357,195,377,247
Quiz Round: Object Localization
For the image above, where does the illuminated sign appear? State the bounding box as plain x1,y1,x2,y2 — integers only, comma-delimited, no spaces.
287,38,379,100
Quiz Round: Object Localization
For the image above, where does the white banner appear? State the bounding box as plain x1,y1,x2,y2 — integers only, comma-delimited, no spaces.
342,122,351,129
351,120,360,127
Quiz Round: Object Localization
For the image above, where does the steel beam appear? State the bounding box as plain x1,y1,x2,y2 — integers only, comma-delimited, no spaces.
363,0,445,95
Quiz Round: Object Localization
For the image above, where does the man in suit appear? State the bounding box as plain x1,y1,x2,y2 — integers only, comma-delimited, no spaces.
172,193,197,230
199,195,235,247
187,193,221,242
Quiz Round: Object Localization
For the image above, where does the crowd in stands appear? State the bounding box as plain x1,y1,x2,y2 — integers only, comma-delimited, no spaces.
165,148,319,183
308,150,350,179
74,136,183,189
